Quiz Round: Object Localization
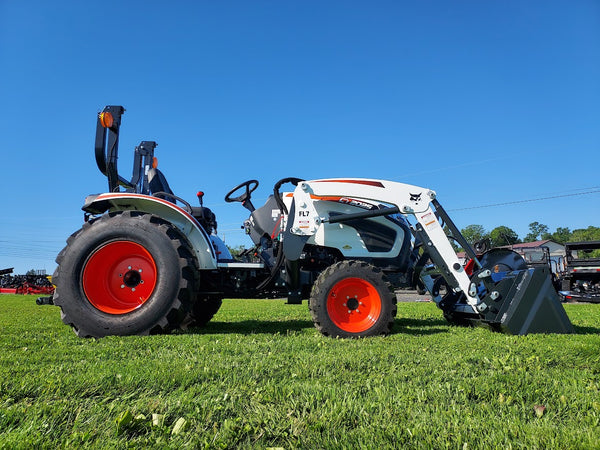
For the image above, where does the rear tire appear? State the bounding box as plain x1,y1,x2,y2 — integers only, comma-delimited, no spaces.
53,211,198,337
309,260,396,338
186,294,223,327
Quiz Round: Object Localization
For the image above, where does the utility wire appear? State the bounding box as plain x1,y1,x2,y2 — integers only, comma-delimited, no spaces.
3,187,599,258
449,188,600,212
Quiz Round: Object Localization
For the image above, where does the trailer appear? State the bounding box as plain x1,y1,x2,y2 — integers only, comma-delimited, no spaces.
560,241,600,303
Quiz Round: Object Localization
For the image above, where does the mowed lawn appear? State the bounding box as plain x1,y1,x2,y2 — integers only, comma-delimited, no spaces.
1,294,599,449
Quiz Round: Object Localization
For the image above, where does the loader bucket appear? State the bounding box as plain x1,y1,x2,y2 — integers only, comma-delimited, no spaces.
480,266,573,335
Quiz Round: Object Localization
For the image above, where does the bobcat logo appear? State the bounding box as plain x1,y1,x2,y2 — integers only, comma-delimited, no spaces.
409,193,421,202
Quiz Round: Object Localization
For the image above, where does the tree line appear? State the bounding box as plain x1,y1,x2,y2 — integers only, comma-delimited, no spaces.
460,222,600,247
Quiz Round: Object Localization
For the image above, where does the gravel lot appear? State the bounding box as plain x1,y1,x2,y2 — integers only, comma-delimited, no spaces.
395,289,432,302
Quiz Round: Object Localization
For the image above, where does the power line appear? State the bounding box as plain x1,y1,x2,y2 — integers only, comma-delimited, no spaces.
449,188,600,212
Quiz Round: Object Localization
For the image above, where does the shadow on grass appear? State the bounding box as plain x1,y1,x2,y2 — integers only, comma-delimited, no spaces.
184,316,598,337
184,316,454,336
187,319,315,335
392,317,451,336
571,325,600,335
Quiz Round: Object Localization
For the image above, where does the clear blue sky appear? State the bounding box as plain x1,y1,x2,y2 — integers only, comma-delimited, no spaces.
1,0,599,274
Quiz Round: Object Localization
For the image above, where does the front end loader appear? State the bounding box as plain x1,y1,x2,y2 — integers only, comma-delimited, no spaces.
286,179,573,335
49,106,573,338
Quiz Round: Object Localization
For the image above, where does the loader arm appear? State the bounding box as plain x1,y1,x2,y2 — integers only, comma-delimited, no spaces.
288,178,482,311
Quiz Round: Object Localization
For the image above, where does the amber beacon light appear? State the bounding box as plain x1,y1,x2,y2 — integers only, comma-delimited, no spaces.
99,111,114,128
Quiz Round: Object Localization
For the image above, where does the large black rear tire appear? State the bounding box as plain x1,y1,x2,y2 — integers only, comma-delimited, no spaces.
53,211,198,337
309,260,397,338
186,294,223,327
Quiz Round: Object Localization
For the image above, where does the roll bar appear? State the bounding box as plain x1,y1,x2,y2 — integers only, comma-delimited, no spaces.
94,105,157,194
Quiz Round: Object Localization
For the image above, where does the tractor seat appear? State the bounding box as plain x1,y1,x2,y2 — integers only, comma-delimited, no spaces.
147,168,175,202
147,168,217,233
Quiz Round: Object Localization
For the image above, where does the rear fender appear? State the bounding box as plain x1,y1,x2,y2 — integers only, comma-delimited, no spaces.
83,193,217,269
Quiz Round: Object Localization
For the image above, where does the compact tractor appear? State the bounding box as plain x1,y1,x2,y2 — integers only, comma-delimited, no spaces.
50,106,573,338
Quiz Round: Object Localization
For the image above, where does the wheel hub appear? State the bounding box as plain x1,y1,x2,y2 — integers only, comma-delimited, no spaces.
123,269,142,288
82,241,157,314
346,297,359,310
326,277,382,333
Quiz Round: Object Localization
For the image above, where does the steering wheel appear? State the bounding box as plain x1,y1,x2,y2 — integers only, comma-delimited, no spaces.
224,179,259,203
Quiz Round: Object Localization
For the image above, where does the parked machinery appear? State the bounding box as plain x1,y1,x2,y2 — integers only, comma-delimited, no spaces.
560,241,600,303
49,106,573,337
1,269,54,296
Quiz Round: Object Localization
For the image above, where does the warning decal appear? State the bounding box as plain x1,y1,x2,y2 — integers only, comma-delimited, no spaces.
420,212,438,231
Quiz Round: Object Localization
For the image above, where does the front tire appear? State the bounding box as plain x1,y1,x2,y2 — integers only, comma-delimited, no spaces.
309,261,397,338
53,211,198,337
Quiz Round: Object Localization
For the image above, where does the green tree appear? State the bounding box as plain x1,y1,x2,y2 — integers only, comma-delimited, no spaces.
460,224,489,245
524,221,549,242
550,227,571,244
490,226,520,247
226,245,246,258
569,227,600,258
570,226,600,243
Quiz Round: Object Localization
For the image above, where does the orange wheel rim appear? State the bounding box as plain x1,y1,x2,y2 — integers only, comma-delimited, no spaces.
326,277,382,333
82,241,157,314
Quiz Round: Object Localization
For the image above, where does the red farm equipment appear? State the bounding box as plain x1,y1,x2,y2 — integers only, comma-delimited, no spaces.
1,268,54,296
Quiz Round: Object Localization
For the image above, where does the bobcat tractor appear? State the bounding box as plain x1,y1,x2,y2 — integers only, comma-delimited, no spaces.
50,106,573,338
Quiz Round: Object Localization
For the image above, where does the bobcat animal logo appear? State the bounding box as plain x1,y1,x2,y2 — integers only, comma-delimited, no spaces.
409,193,421,202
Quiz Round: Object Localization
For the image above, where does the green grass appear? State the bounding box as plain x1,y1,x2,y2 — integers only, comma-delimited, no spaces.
1,295,599,449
